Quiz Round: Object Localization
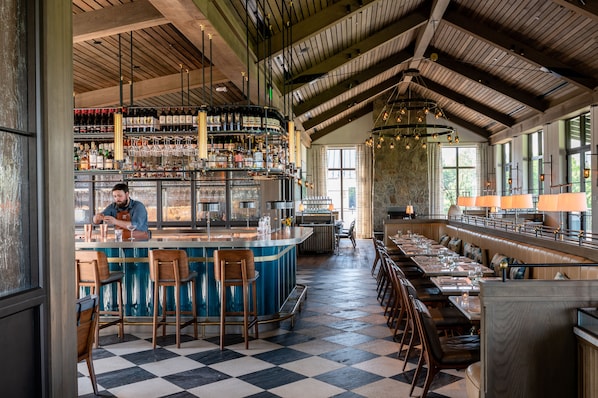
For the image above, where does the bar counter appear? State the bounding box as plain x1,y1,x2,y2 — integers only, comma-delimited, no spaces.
75,227,313,323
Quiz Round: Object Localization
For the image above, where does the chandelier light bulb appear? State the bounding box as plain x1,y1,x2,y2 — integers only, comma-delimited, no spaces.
432,133,438,139
395,134,401,141
447,134,452,142
389,141,395,149
400,107,406,115
422,142,427,149
423,107,429,114
396,115,402,123
376,143,382,149
414,134,420,140
405,143,411,150
383,111,389,121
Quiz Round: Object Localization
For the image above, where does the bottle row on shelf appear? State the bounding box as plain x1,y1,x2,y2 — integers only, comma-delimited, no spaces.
74,105,288,136
74,137,290,173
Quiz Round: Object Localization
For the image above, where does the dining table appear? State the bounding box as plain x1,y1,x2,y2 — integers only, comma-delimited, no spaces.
411,255,495,277
449,294,481,322
430,276,501,295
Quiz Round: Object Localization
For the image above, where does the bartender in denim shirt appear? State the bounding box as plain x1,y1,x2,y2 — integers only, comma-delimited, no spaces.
93,183,149,240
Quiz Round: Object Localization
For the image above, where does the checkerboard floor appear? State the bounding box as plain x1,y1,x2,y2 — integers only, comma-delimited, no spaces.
78,240,469,397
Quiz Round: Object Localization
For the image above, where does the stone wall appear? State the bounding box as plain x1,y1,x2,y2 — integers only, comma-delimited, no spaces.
372,94,429,232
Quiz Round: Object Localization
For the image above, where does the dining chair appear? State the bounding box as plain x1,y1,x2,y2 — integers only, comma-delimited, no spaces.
397,277,472,371
409,297,480,397
76,295,99,396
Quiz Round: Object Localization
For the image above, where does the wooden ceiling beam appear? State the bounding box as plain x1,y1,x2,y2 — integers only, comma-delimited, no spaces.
417,77,516,127
443,6,598,91
310,104,373,142
287,10,426,91
551,0,598,22
442,111,491,140
302,76,401,130
424,47,548,112
399,0,450,95
257,0,380,61
293,50,412,116
74,68,228,108
73,0,168,43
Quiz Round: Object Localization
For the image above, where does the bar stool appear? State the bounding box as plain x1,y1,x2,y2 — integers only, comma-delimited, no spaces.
75,250,125,347
213,249,259,350
149,249,198,349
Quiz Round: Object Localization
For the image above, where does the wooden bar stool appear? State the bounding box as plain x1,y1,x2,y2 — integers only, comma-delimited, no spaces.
149,249,198,349
214,249,259,350
75,251,124,347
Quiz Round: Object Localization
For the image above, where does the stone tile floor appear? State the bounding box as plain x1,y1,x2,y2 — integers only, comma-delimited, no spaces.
78,239,469,397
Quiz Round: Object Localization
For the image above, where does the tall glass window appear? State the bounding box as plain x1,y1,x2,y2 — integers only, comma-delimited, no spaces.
441,146,477,213
327,148,357,223
528,130,543,196
502,142,513,195
566,112,591,232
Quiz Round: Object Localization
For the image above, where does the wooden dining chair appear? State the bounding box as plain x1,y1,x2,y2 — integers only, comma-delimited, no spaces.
76,295,99,396
409,297,480,397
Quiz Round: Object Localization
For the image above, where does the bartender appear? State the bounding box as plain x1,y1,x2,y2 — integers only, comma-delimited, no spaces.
93,183,149,240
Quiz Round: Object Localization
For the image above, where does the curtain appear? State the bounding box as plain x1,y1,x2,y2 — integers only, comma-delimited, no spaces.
356,144,372,238
307,144,327,197
428,144,443,217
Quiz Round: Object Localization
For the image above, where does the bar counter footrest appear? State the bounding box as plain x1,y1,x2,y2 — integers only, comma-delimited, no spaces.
279,284,308,328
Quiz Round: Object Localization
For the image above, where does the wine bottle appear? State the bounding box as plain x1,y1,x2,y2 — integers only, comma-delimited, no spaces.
159,108,167,131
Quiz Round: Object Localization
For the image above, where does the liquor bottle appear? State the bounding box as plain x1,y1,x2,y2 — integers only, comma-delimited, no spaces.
172,107,180,131
106,109,114,134
96,143,104,169
80,143,90,170
73,144,80,170
104,143,114,170
185,107,193,131
159,108,167,131
89,142,98,169
166,107,174,131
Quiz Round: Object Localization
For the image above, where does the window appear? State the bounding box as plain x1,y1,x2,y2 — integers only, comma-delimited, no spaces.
502,142,513,195
441,146,477,213
327,148,357,223
528,130,543,196
565,112,591,232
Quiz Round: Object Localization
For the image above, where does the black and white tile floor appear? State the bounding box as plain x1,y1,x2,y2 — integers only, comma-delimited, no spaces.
78,240,469,397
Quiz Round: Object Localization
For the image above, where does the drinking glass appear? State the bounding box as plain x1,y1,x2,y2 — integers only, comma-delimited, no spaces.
127,223,137,241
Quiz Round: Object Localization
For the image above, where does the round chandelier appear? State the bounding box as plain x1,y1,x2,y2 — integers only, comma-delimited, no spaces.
365,69,458,150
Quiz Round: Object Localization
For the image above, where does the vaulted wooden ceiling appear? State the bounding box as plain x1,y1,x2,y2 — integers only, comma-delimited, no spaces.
73,0,598,144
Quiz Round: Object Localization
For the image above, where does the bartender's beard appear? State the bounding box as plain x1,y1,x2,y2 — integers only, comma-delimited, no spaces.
115,197,130,209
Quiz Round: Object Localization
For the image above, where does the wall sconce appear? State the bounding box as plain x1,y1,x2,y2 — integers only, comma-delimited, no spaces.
508,178,512,186
540,174,545,182
584,168,590,179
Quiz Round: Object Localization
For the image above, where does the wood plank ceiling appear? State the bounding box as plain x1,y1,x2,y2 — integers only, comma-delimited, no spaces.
72,0,598,144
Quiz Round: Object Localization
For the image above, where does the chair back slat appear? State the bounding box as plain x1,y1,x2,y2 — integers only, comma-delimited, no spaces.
149,249,189,282
214,249,255,282
75,251,110,280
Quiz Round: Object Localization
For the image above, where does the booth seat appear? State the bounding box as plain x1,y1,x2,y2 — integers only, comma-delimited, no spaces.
383,220,598,280
438,224,595,279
